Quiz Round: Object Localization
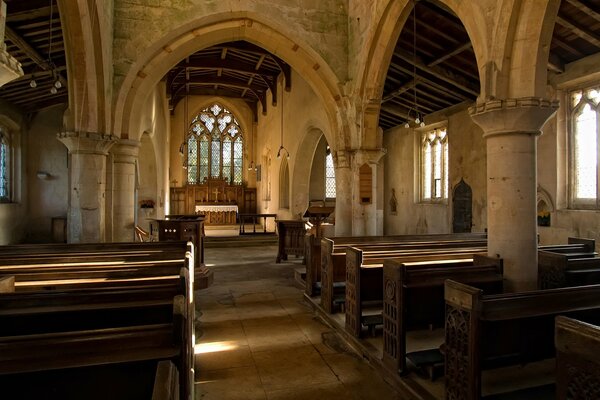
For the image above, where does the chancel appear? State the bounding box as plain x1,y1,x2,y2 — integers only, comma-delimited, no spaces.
0,0,599,399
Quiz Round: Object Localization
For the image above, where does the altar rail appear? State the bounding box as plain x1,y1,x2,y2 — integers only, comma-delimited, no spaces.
239,214,277,234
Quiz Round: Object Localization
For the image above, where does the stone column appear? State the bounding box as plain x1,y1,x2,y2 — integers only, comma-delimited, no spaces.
111,140,141,242
470,98,558,291
352,148,386,236
58,132,118,243
333,150,353,236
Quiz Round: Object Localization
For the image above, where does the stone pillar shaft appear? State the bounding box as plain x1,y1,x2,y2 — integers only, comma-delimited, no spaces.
470,98,558,291
334,150,352,236
111,140,140,242
58,132,118,243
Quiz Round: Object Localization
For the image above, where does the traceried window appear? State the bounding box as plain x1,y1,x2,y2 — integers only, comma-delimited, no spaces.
570,86,600,208
0,127,10,202
185,103,243,184
325,146,336,198
421,127,448,201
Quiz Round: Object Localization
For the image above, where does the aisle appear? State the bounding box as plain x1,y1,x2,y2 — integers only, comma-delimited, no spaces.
194,244,403,400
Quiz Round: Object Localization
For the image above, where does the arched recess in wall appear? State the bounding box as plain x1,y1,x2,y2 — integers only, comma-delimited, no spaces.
137,133,159,230
291,127,325,217
279,157,289,210
355,0,486,143
111,13,343,148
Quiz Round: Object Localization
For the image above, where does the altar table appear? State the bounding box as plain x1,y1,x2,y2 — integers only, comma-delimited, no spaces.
195,204,238,225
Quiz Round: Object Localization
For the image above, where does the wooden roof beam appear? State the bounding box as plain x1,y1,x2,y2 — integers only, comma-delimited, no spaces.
427,42,472,67
556,14,600,49
382,78,419,103
548,52,565,73
565,0,600,23
393,48,479,96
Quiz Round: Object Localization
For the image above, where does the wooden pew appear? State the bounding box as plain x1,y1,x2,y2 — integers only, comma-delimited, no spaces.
444,280,600,400
320,233,488,313
345,245,487,338
0,241,195,400
276,220,306,263
0,275,14,292
538,251,600,289
0,297,187,400
555,316,600,400
153,360,180,400
382,254,503,375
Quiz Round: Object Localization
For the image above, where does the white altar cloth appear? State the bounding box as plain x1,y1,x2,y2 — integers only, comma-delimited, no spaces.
195,205,239,213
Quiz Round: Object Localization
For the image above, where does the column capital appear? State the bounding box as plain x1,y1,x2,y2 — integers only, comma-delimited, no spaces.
57,131,118,155
354,148,387,166
111,139,141,163
469,97,559,138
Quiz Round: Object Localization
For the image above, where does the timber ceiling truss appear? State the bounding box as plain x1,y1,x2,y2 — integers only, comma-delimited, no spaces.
166,41,291,121
379,0,600,131
0,0,67,112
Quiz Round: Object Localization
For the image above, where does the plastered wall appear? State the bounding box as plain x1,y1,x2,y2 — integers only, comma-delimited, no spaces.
383,105,487,235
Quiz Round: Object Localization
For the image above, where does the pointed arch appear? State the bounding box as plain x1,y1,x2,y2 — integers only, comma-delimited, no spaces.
112,13,343,144
279,157,290,209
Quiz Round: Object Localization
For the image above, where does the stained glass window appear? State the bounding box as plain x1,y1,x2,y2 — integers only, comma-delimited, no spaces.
0,128,8,202
325,147,336,198
571,85,600,208
421,127,448,201
185,103,244,184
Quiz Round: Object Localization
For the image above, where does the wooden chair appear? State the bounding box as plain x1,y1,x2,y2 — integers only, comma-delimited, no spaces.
135,225,154,242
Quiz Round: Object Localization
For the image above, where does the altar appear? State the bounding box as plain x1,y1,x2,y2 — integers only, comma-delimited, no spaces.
195,204,238,225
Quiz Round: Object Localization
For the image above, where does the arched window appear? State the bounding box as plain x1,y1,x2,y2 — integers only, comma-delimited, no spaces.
0,126,10,202
421,127,448,201
185,103,243,184
325,146,336,199
570,86,600,208
279,157,289,209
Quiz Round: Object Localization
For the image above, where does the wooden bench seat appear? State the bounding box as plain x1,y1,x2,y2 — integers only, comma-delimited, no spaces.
538,251,600,289
320,233,488,313
345,245,488,338
444,280,600,400
382,254,503,375
0,241,196,400
555,316,600,400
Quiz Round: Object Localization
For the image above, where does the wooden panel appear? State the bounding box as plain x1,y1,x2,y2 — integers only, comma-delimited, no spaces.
170,184,257,215
359,164,372,204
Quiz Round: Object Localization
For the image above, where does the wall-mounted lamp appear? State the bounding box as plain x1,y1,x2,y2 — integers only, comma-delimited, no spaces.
36,171,51,180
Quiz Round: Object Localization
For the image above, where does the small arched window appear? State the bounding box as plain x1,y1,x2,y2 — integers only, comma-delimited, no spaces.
570,86,600,208
325,146,336,199
186,103,243,185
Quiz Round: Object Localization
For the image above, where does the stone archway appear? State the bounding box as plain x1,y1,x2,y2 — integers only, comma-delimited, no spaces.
291,127,326,218
111,13,344,146
354,0,488,148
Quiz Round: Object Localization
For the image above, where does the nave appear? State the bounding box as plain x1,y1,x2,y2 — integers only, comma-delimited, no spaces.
196,243,404,400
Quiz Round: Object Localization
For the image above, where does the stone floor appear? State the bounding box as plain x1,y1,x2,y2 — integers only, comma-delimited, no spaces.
194,244,404,400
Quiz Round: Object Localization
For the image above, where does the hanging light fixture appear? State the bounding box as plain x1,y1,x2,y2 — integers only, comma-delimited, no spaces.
406,0,425,128
47,0,60,94
276,84,290,160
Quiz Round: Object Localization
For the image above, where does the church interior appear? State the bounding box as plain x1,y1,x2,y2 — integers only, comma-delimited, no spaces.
0,0,599,399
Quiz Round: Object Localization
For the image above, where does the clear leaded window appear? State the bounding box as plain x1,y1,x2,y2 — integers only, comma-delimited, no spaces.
185,104,243,184
570,86,600,208
421,127,448,201
0,127,10,202
325,147,336,198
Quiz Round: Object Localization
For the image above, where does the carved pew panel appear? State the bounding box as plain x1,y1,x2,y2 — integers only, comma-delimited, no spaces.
555,316,600,400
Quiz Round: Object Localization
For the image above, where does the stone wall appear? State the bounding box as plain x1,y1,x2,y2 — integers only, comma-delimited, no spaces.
254,70,331,221
112,0,349,92
383,105,487,235
25,105,69,243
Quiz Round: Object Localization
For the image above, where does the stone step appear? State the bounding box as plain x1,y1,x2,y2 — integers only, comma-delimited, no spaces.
204,234,278,248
